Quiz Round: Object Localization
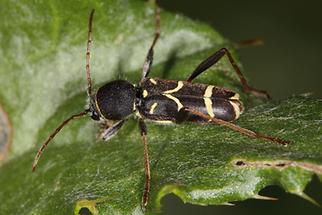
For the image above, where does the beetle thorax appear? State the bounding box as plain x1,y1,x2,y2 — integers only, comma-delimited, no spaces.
95,80,136,120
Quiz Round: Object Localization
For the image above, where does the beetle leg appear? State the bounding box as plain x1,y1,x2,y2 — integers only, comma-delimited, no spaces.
183,107,290,146
187,48,271,99
99,120,126,141
141,5,161,80
138,119,151,208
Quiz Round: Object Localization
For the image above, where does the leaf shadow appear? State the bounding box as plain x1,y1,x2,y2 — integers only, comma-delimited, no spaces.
160,49,180,79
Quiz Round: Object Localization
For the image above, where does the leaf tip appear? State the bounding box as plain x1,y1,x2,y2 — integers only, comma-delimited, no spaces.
296,192,321,207
253,194,278,201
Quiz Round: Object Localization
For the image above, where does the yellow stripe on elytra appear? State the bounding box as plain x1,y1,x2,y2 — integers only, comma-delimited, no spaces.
149,78,157,85
204,85,214,98
230,93,240,100
163,94,183,111
204,98,214,118
203,85,215,118
143,90,148,98
230,101,241,119
149,102,158,114
163,81,183,94
162,81,184,111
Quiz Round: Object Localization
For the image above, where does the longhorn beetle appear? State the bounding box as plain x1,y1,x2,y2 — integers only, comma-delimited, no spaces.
32,7,290,207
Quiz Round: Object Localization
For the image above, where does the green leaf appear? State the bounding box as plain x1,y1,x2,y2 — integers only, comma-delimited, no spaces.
0,0,321,214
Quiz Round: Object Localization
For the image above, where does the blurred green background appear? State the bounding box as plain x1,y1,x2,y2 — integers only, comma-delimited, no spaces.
160,0,322,99
158,0,322,214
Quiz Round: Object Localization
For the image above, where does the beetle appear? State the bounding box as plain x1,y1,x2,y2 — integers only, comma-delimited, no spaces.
32,7,290,207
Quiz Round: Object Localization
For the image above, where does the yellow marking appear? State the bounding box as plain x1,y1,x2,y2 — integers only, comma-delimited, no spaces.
162,81,184,111
203,85,215,118
230,101,241,119
163,81,183,94
204,98,215,118
230,93,240,100
133,102,136,111
204,85,214,98
135,111,142,118
149,78,157,85
95,98,106,120
163,94,183,111
143,90,148,98
153,120,173,124
149,102,158,114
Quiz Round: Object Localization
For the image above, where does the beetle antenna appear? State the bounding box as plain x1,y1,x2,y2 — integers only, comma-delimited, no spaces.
86,9,95,97
32,110,89,172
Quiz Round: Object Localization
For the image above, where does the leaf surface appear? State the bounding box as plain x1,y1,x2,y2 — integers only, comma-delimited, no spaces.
0,0,321,214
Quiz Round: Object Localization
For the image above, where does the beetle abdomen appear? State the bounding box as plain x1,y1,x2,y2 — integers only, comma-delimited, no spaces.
140,95,242,122
139,78,244,123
